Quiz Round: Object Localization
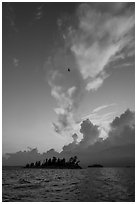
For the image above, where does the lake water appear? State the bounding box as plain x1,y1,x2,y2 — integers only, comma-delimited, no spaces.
2,167,135,202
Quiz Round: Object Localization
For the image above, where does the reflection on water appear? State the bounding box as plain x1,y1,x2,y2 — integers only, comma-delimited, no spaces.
2,167,135,202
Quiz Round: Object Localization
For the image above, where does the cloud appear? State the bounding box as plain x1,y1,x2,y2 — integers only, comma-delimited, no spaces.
34,4,44,20
13,57,19,67
92,103,116,113
48,69,76,134
3,110,135,167
67,3,135,91
3,148,41,166
113,62,134,69
72,133,78,143
47,3,134,136
111,109,134,128
46,49,84,135
62,133,78,152
2,147,60,166
81,105,117,137
86,73,108,91
79,119,100,147
61,109,135,166
3,3,18,33
29,3,45,25
50,77,77,134
108,109,135,145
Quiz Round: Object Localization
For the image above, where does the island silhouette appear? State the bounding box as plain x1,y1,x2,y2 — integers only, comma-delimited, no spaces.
88,164,103,168
25,156,82,169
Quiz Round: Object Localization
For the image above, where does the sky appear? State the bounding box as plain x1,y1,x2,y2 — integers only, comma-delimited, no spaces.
2,2,135,165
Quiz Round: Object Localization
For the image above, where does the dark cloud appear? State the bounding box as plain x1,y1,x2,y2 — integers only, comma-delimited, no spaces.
72,133,78,143
3,148,60,166
108,109,135,145
3,148,41,166
62,133,78,152
79,119,100,147
61,109,135,166
111,109,134,128
3,110,135,167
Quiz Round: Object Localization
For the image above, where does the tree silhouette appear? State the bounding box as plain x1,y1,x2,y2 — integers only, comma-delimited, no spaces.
48,158,52,166
52,156,57,165
30,162,34,168
25,156,81,169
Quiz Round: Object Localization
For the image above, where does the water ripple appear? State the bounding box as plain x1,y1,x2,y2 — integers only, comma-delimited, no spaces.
2,167,135,202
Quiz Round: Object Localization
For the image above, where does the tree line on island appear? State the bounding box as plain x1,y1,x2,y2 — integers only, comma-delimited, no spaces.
25,156,82,169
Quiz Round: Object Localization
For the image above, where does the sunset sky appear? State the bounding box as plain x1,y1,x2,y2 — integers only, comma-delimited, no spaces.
3,2,135,155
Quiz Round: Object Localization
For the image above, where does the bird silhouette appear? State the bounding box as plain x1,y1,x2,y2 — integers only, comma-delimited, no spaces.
68,68,70,72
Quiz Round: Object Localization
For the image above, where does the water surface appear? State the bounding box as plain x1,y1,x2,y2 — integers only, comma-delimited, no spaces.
2,167,135,202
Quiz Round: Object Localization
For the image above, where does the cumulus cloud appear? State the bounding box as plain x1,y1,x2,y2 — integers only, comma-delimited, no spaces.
61,109,135,166
81,104,117,140
72,133,78,143
79,119,100,147
62,133,78,152
108,109,135,145
3,110,135,167
62,119,100,154
111,109,134,128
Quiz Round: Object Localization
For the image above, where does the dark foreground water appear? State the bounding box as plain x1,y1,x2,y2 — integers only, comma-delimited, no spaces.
3,167,135,202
